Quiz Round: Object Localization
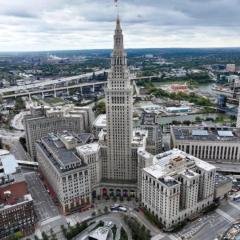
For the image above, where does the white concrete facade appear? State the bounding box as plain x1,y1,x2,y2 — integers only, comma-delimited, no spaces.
77,143,100,188
171,126,240,163
36,134,91,214
141,149,216,230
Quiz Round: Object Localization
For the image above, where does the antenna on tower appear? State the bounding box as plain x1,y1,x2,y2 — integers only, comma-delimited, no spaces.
114,0,119,17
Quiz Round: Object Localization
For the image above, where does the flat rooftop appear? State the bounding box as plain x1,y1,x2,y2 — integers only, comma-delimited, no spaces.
0,178,32,209
0,151,19,175
132,129,148,145
172,126,240,142
93,114,106,128
37,133,86,172
76,143,99,155
144,149,216,181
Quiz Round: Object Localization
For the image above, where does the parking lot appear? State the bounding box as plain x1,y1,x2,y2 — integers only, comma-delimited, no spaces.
24,172,59,222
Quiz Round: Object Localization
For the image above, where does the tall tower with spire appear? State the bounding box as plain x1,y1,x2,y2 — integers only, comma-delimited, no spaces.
104,16,134,182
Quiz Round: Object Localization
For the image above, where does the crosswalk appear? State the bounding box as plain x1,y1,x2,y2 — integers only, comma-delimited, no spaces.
216,209,236,223
151,233,166,240
228,200,240,211
151,233,181,240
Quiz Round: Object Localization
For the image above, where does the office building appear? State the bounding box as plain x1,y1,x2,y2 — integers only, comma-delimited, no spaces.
77,143,100,188
36,132,92,214
104,16,134,183
141,149,216,230
24,104,93,159
171,126,240,163
99,128,148,197
140,112,162,155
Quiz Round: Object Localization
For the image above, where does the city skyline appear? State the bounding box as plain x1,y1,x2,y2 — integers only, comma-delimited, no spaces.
1,1,240,239
1,0,240,52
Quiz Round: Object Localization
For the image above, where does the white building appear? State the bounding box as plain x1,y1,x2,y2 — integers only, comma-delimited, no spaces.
92,114,106,138
171,126,240,163
77,143,100,189
141,149,216,230
36,132,92,214
226,64,236,73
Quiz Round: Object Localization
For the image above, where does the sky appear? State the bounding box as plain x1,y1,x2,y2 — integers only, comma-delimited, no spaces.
0,0,240,52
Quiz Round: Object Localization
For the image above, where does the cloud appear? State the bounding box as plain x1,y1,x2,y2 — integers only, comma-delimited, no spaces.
0,0,240,51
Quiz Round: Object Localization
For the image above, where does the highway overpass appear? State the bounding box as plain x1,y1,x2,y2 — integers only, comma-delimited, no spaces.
0,70,157,99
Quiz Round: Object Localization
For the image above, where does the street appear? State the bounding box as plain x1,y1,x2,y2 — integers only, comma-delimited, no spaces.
11,111,30,131
24,172,60,222
10,140,28,161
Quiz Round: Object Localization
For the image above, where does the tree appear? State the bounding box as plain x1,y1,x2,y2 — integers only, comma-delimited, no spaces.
41,231,49,240
10,231,24,240
104,206,109,213
95,101,106,114
120,227,128,240
34,235,40,240
195,116,202,122
15,97,25,110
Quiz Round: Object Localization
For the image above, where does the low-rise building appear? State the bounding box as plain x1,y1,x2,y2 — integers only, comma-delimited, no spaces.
87,227,112,240
0,150,35,239
92,114,106,139
171,126,240,164
141,149,216,230
226,64,236,73
214,174,232,200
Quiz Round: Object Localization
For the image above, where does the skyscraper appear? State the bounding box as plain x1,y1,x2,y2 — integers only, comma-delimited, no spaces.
105,16,134,182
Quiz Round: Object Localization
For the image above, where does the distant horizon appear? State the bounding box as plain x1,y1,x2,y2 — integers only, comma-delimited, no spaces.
1,46,240,55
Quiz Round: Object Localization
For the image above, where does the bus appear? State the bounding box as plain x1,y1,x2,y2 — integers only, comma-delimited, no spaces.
17,160,39,170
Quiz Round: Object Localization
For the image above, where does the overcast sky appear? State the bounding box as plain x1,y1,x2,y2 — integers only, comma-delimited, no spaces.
0,0,240,52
